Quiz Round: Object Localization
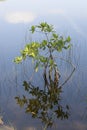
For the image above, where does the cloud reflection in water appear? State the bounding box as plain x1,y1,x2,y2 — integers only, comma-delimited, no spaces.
5,12,36,24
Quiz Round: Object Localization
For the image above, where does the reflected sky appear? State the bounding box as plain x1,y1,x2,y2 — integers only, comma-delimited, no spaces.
0,0,87,24
0,1,87,130
0,0,87,40
0,0,87,63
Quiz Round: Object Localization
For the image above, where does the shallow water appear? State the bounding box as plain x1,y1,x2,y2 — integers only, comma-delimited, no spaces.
0,0,87,130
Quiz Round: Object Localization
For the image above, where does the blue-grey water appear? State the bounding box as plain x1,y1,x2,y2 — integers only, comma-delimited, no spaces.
0,0,87,130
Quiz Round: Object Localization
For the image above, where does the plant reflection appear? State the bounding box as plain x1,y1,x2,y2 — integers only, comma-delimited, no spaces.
15,74,70,128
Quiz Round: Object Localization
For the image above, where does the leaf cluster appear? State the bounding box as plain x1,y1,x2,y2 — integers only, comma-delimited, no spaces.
14,22,71,73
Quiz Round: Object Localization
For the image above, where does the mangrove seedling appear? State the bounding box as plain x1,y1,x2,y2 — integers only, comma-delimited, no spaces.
14,22,71,89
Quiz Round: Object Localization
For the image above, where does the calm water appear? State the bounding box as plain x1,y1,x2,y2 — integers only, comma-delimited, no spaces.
0,0,87,130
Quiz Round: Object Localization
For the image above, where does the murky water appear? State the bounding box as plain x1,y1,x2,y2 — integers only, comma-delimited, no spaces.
0,0,87,130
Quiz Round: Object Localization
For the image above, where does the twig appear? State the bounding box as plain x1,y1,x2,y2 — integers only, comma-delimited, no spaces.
59,67,75,88
58,58,76,87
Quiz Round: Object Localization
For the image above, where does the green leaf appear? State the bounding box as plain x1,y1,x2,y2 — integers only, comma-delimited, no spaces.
63,44,71,49
14,56,22,63
29,52,36,57
49,59,54,65
66,36,71,42
31,26,35,33
52,33,58,39
39,56,47,63
40,22,47,27
42,40,47,46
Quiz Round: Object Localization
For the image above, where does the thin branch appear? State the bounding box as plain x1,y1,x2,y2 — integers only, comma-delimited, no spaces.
59,67,75,88
58,58,76,87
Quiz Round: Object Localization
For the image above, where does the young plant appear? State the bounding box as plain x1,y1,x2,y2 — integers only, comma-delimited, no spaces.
14,22,71,89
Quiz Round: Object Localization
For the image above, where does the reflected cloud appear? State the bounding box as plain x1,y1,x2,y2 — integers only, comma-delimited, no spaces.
5,12,36,24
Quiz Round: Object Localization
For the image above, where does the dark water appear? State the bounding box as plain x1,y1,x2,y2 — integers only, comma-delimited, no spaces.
0,0,87,130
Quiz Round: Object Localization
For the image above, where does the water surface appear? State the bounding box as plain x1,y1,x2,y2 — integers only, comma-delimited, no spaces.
0,0,87,130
